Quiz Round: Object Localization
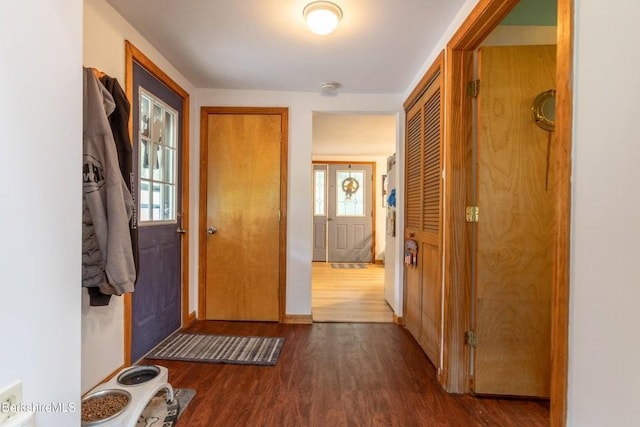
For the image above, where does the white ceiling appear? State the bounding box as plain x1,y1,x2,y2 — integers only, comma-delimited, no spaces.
105,0,468,156
106,0,468,94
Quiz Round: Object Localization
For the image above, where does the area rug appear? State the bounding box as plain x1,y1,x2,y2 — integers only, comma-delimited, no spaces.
146,333,285,366
137,388,195,426
331,263,368,269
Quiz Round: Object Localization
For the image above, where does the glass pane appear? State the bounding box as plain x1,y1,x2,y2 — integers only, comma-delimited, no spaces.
314,170,325,216
140,138,151,179
336,170,365,217
140,95,150,138
152,142,163,181
164,147,175,184
139,180,151,221
138,89,178,224
152,184,161,220
165,111,175,148
152,103,164,143
163,184,175,221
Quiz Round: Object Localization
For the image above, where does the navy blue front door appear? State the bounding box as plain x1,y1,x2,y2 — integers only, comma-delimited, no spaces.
131,62,182,362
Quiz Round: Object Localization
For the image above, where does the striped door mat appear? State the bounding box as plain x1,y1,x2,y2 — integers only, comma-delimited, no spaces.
331,263,368,269
146,333,285,366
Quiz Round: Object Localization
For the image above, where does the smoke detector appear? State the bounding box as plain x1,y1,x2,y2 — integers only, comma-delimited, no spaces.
321,81,341,92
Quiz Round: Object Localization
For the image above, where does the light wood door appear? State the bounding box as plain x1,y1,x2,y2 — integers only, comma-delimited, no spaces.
203,110,285,321
474,45,556,396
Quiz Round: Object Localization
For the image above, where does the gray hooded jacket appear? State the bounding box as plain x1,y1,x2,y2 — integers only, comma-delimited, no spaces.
82,67,136,295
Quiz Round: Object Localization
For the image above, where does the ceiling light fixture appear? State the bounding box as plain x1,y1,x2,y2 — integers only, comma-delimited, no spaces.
303,1,343,36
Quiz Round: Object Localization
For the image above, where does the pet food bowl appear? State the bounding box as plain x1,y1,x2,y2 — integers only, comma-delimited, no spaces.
84,365,174,426
117,365,161,386
81,389,132,426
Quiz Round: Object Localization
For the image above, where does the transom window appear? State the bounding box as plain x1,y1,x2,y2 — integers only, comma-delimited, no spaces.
138,88,178,223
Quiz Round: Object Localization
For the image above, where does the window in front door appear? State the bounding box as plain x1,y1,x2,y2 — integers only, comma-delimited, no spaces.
138,88,178,223
336,169,365,217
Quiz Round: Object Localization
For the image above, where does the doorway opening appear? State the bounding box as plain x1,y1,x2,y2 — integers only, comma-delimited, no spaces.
441,0,572,423
310,112,397,323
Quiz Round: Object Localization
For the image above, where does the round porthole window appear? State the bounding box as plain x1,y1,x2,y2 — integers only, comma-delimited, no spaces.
532,89,556,131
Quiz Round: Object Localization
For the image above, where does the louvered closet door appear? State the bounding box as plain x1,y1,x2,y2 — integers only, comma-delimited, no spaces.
404,101,423,341
418,75,442,365
404,64,443,368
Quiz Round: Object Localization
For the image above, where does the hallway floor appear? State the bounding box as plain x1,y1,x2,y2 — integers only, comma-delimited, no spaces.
312,262,394,323
146,321,549,426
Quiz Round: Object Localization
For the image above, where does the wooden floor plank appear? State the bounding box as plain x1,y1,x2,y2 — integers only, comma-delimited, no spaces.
145,321,549,426
312,262,394,323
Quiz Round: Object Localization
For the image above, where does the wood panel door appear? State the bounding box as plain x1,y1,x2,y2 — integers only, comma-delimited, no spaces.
201,108,287,321
473,45,556,397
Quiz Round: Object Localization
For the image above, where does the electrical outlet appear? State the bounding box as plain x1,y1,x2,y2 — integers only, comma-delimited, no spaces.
0,380,22,423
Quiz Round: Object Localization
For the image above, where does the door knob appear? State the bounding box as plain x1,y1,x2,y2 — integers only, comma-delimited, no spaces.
176,227,187,234
328,217,334,221
207,226,218,235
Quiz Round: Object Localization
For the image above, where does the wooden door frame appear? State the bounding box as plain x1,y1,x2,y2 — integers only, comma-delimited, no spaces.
312,160,377,263
198,107,289,322
124,41,191,365
441,0,572,425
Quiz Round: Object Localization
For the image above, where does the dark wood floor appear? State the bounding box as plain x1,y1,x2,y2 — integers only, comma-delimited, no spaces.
144,321,549,426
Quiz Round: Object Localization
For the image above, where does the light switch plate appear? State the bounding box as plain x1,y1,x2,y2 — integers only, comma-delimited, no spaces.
0,380,23,423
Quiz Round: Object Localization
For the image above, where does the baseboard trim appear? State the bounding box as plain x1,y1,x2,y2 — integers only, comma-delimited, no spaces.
393,314,404,325
185,311,196,327
374,259,384,265
283,314,313,324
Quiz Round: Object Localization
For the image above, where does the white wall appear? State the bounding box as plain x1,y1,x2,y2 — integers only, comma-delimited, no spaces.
82,0,197,394
568,1,640,425
197,89,402,315
0,1,82,425
311,154,392,261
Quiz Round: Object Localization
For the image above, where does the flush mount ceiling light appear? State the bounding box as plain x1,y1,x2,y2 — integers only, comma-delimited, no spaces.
303,1,343,35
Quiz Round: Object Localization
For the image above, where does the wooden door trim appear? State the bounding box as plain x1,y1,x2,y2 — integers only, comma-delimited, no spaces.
550,0,573,423
124,40,191,365
441,0,573,425
404,51,444,112
312,160,377,264
199,106,288,322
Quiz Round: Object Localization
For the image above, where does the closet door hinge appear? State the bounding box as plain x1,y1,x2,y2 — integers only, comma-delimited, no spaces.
465,206,479,223
465,330,477,348
467,79,480,98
